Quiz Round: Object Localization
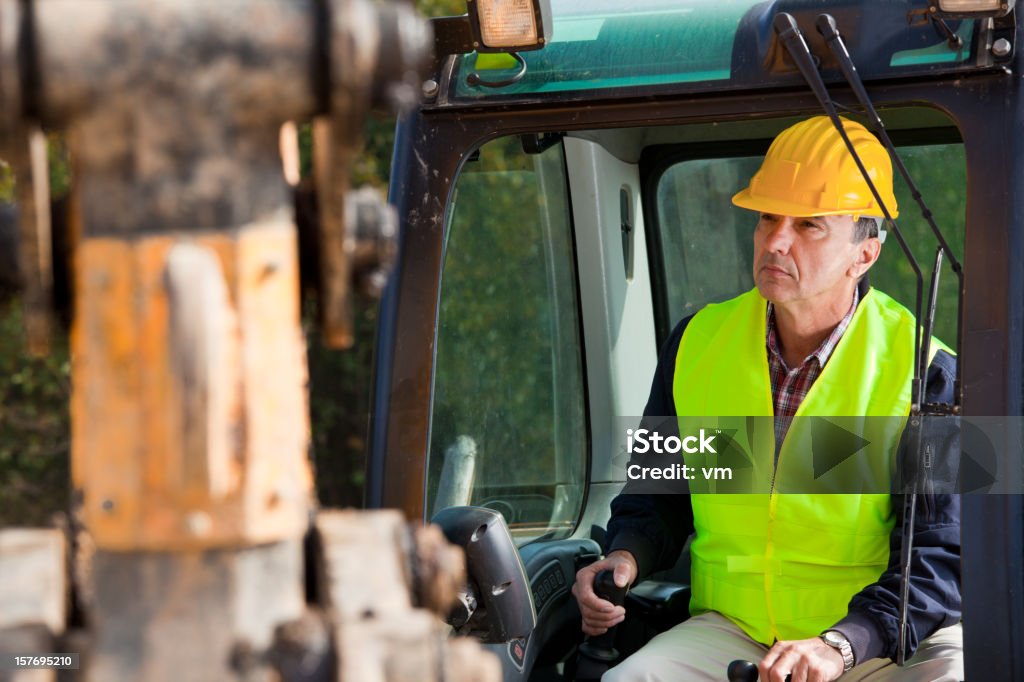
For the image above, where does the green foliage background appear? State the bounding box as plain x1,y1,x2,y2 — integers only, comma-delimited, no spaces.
872,145,965,348
0,305,70,525
0,137,71,526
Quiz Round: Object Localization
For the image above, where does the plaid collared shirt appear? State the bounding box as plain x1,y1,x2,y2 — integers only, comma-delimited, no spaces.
766,288,859,447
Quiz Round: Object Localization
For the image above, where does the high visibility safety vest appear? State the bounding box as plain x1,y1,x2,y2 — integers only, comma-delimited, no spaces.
672,287,942,644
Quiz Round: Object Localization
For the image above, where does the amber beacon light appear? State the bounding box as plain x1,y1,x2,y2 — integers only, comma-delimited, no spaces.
928,0,1015,17
467,0,553,52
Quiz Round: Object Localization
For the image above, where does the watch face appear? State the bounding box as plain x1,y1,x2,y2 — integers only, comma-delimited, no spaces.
824,631,844,646
822,631,855,672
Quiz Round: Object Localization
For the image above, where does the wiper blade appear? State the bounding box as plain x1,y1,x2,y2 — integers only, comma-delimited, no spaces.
816,13,964,409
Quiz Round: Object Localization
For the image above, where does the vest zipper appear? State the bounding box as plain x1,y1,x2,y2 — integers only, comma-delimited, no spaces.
765,485,780,641
766,401,784,640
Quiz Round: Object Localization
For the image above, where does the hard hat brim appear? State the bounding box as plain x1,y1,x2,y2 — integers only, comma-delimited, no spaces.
731,188,899,219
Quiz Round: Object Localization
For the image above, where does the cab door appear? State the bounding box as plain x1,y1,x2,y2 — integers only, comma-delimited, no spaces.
424,134,603,680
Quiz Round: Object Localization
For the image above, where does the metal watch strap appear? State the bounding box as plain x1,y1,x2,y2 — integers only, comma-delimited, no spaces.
820,630,856,673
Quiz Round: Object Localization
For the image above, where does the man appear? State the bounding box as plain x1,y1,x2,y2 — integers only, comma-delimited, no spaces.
572,116,962,681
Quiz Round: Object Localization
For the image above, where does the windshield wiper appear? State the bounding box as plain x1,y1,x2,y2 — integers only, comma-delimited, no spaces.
773,12,927,412
816,14,964,411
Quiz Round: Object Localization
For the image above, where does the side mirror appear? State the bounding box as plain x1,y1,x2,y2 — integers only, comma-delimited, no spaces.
431,506,537,643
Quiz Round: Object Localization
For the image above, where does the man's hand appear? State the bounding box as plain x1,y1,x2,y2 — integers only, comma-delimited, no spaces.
758,637,845,682
571,550,637,636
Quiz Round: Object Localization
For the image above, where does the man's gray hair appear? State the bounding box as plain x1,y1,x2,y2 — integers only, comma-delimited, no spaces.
853,216,884,242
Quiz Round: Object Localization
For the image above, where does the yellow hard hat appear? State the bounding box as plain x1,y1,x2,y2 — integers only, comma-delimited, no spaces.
731,116,898,219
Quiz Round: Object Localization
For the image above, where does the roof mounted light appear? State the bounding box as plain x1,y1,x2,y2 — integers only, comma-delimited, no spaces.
467,0,552,53
928,0,1015,17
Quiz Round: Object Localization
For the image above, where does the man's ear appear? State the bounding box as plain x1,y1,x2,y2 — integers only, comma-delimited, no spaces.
849,237,882,279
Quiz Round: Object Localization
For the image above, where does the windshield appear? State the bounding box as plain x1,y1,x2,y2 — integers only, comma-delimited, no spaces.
450,0,977,102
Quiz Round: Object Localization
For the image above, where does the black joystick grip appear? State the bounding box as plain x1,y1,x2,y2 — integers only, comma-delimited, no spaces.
727,660,759,682
574,570,629,681
594,568,629,603
727,660,791,682
588,570,628,649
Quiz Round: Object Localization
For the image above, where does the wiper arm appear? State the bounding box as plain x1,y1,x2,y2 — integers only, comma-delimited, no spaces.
895,247,945,666
772,12,927,411
816,13,964,409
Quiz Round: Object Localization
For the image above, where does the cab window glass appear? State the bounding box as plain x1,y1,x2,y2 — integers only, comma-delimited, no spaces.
427,135,587,545
654,143,965,346
656,157,760,318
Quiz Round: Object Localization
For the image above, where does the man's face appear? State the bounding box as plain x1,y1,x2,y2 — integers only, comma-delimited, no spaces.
752,213,868,306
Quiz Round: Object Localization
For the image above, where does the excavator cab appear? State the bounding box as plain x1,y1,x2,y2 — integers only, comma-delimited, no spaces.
370,1,1024,679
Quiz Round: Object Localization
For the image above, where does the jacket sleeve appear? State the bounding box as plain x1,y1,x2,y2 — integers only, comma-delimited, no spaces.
605,316,695,580
832,349,962,663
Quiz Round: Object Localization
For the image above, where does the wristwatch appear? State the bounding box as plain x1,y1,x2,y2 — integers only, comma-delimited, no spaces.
820,630,856,673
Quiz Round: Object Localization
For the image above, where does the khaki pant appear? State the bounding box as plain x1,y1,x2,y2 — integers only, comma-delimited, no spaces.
603,612,963,681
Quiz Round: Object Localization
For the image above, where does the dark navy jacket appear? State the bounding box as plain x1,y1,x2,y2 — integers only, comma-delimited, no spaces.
607,292,962,664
